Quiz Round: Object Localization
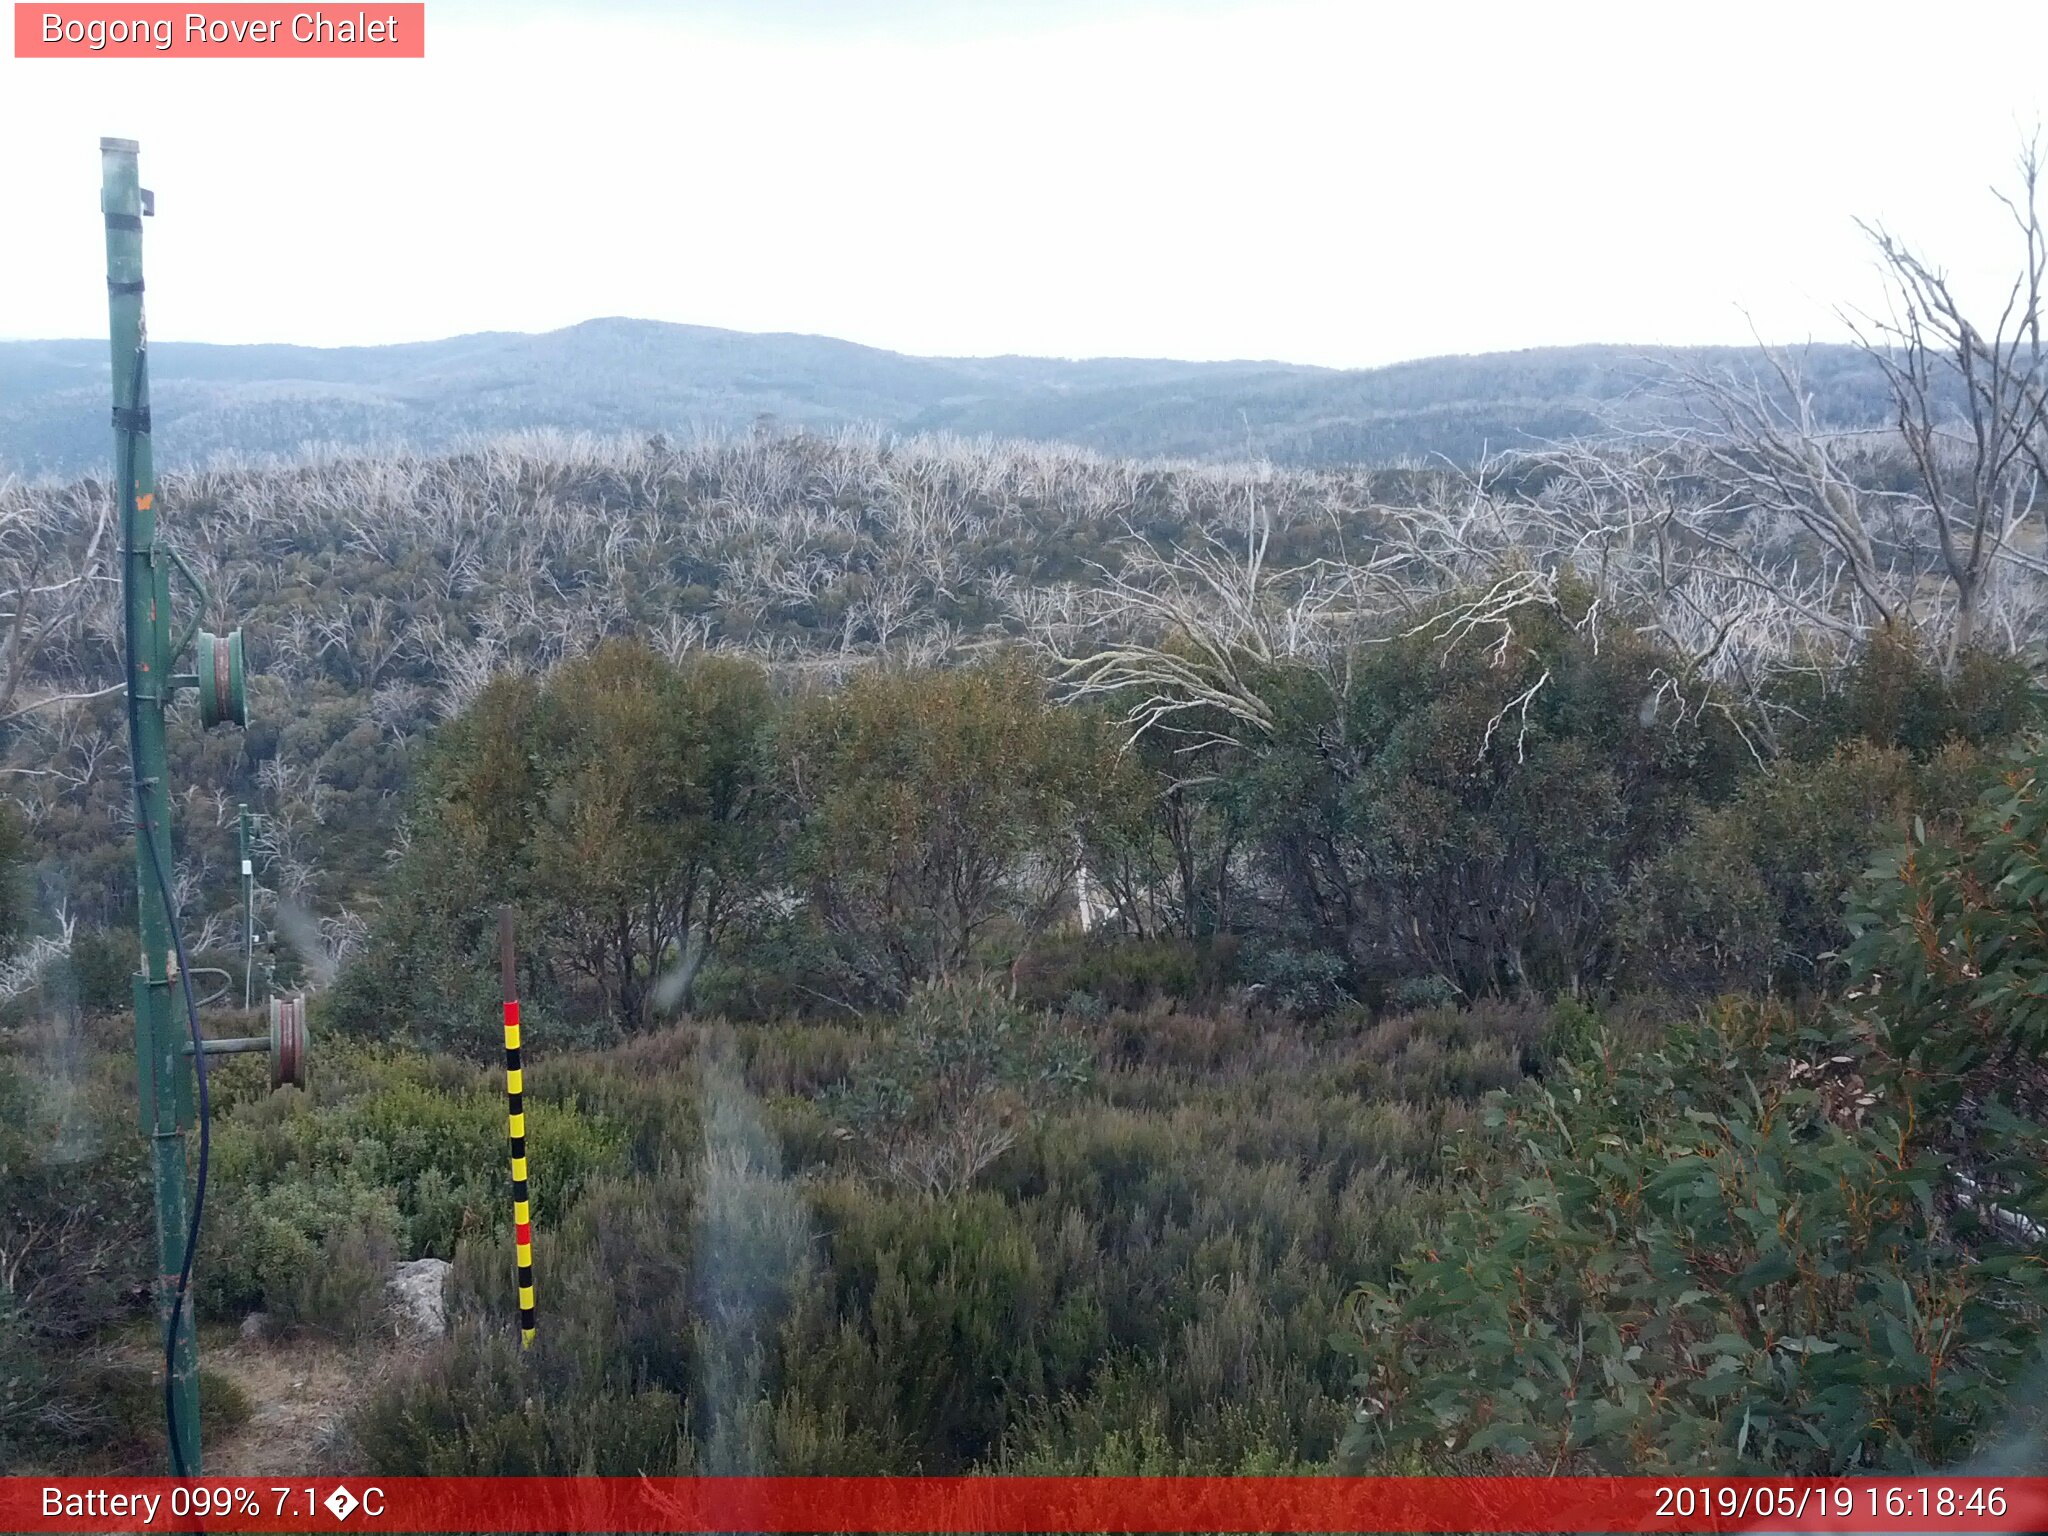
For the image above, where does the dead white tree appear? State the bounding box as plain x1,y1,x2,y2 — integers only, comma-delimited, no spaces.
1659,138,2048,675
1844,135,2048,668
1671,352,1907,638
1058,486,1404,748
0,906,74,1004
0,483,118,727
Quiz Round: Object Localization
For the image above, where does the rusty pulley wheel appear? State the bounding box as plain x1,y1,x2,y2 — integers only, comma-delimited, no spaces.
268,992,308,1090
195,628,247,730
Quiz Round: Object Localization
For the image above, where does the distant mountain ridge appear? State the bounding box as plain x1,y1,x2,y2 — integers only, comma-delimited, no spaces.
0,317,1895,478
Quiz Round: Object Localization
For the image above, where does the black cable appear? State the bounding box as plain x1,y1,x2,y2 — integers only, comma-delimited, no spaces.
149,798,211,1479
118,346,212,1478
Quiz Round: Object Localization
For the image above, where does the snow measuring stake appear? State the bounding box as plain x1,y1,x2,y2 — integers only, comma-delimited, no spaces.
501,907,537,1348
104,136,309,1477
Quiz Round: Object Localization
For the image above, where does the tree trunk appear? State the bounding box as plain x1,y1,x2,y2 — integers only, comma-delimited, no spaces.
1945,576,1979,675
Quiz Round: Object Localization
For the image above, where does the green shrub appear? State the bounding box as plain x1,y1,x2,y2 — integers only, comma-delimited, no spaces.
1237,579,1747,998
197,1042,625,1326
0,1293,63,1468
1344,1000,2048,1473
824,977,1089,1196
805,1182,1104,1469
782,655,1129,997
33,1360,253,1474
1624,744,1955,995
198,1175,404,1326
1238,944,1353,1019
1010,934,1238,1013
0,1052,150,1469
1333,1000,1544,1107
293,1218,401,1344
56,928,134,1013
346,1323,693,1474
338,984,1461,1478
999,1348,1338,1474
333,644,778,1038
1779,631,2041,760
691,912,881,1021
1846,735,2048,1110
1386,975,1459,1011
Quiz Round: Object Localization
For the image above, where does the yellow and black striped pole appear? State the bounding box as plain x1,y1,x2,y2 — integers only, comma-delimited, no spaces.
500,907,535,1348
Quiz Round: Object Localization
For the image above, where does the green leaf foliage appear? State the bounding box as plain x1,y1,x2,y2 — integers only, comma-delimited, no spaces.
781,653,1135,999
1235,578,1747,998
1347,1002,2048,1471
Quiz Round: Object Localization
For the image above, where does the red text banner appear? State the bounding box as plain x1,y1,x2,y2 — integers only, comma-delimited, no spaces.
6,1477,2047,1534
13,5,424,57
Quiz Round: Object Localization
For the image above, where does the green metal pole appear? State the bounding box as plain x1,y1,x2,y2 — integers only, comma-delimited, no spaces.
103,135,202,1478
239,803,253,1010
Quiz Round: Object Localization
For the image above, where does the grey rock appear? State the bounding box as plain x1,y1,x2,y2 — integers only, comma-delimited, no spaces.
386,1257,451,1340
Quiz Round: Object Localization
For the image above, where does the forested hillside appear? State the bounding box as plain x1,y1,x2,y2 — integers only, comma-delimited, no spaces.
0,322,1908,478
4,406,2045,1475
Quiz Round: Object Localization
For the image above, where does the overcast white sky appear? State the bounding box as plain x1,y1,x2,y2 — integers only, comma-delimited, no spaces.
1,0,2043,366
